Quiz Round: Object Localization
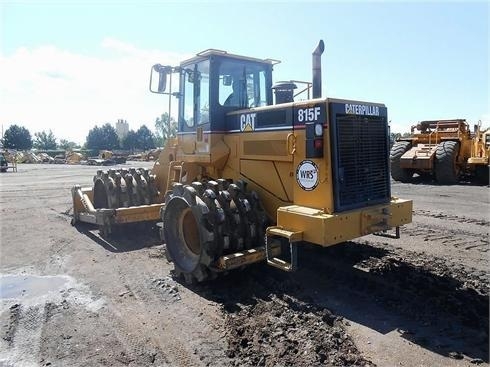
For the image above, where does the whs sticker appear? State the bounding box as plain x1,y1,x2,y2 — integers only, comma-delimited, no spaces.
296,160,319,191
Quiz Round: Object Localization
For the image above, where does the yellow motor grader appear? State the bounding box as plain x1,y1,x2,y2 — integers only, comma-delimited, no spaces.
72,41,412,282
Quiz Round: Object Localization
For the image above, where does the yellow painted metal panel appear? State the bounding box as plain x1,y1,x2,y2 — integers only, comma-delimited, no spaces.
276,199,412,247
239,131,293,162
274,162,294,202
387,198,413,227
467,157,488,165
72,187,95,219
292,128,335,214
243,140,287,156
114,203,165,224
400,144,437,169
240,160,289,202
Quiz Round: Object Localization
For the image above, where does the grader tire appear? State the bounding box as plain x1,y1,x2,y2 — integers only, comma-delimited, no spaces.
390,141,413,182
163,180,267,284
435,141,460,185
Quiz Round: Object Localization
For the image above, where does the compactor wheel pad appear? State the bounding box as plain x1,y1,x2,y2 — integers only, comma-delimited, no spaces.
92,167,159,209
162,180,267,283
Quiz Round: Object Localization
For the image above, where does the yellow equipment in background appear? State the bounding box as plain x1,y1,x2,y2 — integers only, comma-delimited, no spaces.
99,150,113,160
390,119,489,184
72,41,412,282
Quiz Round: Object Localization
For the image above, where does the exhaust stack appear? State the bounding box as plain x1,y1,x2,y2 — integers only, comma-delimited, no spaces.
312,40,325,99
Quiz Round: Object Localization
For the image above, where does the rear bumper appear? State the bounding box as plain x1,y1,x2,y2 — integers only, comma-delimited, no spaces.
276,198,412,247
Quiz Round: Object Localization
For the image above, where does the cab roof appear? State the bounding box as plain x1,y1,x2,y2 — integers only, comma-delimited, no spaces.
180,48,281,66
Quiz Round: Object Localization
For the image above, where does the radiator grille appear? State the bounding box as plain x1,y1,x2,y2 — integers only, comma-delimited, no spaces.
332,115,390,211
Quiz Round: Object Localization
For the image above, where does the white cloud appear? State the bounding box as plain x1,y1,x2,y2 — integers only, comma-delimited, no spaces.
0,39,190,145
479,113,489,126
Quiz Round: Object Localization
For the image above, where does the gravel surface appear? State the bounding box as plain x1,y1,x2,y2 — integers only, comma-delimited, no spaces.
0,163,488,366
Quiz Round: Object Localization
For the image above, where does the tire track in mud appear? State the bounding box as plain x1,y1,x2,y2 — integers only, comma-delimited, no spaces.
403,209,489,253
0,274,106,367
404,223,489,252
100,260,229,367
413,209,490,227
1,304,20,348
0,304,46,367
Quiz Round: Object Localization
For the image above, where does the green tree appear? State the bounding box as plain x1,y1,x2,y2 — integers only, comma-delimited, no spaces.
58,139,80,150
135,125,156,150
85,123,119,151
34,130,57,150
3,124,33,150
389,132,402,147
154,113,177,147
121,130,138,153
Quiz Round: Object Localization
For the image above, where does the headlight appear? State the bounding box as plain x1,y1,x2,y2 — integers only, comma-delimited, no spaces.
315,123,323,136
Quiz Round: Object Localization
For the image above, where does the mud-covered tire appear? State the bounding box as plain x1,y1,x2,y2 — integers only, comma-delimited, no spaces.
162,180,267,284
390,141,413,182
435,141,460,185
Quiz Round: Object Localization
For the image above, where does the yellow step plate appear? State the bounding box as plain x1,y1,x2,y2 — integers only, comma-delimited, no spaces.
266,226,303,242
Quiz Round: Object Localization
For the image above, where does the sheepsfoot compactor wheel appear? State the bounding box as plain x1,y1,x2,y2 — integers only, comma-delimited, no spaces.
71,167,165,237
163,180,269,283
72,40,414,283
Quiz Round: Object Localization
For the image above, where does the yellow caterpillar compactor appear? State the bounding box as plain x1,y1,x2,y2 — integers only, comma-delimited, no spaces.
72,41,412,282
390,119,489,184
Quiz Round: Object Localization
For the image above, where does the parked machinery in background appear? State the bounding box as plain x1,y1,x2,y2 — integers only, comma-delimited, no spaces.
390,119,489,184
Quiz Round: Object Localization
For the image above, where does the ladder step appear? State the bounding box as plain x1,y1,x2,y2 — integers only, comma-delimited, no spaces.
266,227,303,242
265,226,303,272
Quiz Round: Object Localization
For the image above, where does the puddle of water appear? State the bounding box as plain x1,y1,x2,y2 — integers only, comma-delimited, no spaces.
0,274,69,300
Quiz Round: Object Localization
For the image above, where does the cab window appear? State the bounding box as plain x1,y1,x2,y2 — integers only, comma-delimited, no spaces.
218,60,268,108
180,60,210,128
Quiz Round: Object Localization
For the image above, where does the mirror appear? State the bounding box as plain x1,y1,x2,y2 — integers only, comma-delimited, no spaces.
158,71,167,92
150,64,169,93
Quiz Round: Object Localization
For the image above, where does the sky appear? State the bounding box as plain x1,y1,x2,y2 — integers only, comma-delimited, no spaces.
0,0,488,145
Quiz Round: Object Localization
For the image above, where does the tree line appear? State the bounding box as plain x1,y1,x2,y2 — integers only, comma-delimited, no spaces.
1,113,176,152
2,119,409,151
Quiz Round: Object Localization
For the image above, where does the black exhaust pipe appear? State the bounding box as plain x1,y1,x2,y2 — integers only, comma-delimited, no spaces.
312,40,325,99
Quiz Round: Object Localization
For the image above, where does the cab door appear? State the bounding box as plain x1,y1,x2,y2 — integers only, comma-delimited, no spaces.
178,60,211,155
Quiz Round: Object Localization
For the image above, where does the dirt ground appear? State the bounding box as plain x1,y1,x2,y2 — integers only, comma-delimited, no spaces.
0,163,488,367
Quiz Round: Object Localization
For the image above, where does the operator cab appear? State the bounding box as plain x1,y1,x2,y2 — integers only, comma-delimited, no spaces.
150,49,276,134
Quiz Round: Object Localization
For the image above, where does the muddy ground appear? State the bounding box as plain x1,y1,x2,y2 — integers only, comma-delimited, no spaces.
0,163,488,367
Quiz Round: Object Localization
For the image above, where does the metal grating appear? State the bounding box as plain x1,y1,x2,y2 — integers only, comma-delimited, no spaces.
333,115,390,211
